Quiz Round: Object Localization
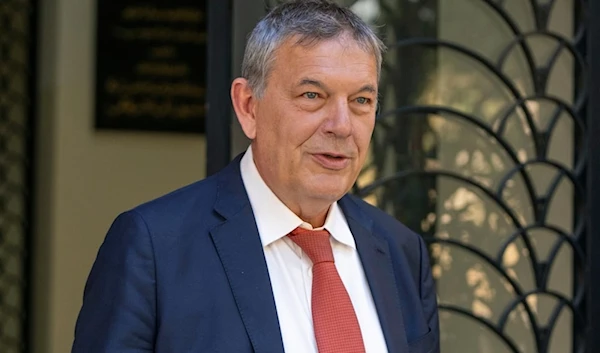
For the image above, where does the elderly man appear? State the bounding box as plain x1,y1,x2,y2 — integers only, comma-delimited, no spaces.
72,1,439,352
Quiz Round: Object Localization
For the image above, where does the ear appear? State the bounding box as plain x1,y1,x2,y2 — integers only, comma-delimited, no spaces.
231,77,257,140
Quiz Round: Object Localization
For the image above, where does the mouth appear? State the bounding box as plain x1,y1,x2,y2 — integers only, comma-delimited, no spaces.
322,152,348,159
311,152,352,170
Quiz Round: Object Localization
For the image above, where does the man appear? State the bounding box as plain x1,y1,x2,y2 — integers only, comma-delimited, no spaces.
72,1,439,352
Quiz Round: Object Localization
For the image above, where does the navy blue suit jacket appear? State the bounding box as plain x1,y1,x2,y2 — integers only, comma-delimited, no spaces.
72,154,440,353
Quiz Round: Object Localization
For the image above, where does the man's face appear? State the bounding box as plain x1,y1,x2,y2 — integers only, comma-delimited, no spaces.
247,34,378,210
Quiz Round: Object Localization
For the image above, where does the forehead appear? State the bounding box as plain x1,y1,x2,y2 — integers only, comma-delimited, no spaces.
269,34,378,86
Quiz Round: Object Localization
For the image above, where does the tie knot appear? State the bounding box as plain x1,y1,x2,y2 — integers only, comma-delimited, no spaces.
288,227,334,264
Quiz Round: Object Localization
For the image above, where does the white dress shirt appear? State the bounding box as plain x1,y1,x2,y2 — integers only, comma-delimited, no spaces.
240,146,388,353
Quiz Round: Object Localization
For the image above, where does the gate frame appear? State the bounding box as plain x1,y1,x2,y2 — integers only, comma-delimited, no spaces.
206,0,233,176
24,0,40,351
585,0,600,351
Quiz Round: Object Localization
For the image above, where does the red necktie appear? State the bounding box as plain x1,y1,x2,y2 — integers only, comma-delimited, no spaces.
288,227,366,353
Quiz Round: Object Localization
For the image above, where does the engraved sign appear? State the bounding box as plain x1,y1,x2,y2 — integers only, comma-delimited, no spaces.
95,0,206,133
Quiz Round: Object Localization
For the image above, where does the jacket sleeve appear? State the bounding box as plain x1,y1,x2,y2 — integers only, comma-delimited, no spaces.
418,235,440,353
72,210,156,352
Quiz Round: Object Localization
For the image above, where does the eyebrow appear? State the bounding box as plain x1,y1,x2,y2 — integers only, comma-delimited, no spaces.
297,78,328,91
297,78,377,95
356,84,377,95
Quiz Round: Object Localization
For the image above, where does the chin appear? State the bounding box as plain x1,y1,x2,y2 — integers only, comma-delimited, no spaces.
304,178,352,202
299,169,356,197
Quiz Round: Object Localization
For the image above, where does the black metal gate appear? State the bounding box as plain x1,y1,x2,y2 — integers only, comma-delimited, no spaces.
0,0,37,352
347,0,599,352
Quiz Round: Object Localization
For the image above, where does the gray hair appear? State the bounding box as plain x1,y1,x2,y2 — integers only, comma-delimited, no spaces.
241,0,386,98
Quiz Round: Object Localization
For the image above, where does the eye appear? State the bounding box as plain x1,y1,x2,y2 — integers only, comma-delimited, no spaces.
355,97,371,105
303,92,318,99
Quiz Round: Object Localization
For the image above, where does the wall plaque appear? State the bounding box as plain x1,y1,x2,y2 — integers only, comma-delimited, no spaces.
95,0,206,133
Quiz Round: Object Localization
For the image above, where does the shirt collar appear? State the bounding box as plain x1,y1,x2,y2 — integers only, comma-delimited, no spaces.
239,145,356,249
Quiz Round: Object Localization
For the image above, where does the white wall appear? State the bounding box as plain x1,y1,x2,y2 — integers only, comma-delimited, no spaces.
32,0,206,352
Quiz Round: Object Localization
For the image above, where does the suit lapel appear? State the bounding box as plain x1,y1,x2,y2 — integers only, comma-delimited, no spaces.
339,196,410,353
209,156,410,352
209,155,285,353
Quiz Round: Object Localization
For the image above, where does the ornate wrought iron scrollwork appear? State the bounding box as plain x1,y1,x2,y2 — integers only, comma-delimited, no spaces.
350,0,590,352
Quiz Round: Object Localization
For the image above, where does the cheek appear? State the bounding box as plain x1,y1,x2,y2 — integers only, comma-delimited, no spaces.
355,119,375,148
286,119,322,148
255,116,283,147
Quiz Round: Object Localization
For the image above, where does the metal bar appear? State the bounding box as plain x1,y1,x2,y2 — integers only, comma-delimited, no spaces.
24,0,39,351
572,0,586,351
229,0,264,157
586,0,600,350
206,0,232,176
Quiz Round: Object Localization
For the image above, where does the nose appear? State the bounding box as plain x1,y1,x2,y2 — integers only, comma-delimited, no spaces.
323,99,352,138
